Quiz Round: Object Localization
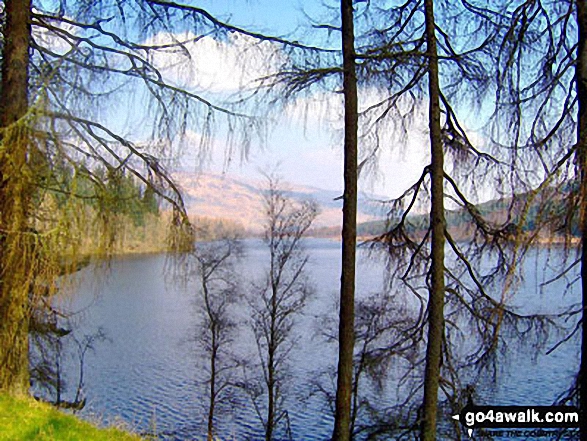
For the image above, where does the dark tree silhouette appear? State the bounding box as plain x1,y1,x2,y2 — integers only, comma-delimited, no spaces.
191,236,243,441
246,175,318,441
0,0,266,394
333,1,360,440
490,1,587,439
341,1,558,438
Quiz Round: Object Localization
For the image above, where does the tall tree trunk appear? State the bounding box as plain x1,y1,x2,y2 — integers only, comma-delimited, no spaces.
576,1,587,439
421,0,445,440
0,0,33,395
332,0,358,440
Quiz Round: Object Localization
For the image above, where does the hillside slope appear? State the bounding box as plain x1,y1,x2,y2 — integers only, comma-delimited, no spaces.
355,183,578,240
174,171,384,232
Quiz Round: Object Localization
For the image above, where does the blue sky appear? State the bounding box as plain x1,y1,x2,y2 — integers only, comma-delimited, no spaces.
194,0,338,40
163,0,431,198
34,0,431,198
34,0,504,201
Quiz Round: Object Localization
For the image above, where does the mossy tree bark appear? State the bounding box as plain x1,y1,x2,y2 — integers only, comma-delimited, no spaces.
0,0,34,395
421,0,445,439
332,0,358,440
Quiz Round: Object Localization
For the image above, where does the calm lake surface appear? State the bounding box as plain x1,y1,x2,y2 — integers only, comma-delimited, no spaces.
58,239,580,440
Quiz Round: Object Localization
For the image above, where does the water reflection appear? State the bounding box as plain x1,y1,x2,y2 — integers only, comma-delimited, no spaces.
56,240,579,440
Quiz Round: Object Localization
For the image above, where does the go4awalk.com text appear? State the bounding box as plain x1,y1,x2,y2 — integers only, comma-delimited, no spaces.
452,405,580,437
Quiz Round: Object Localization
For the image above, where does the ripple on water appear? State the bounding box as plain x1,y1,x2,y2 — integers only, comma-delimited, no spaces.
63,241,580,440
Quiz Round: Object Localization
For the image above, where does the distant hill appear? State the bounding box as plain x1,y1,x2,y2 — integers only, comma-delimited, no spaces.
173,171,385,233
354,182,579,240
173,172,578,240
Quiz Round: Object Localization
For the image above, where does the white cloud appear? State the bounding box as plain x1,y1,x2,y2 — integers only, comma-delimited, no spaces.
143,32,283,94
144,30,431,200
32,14,78,55
152,38,488,204
283,91,344,128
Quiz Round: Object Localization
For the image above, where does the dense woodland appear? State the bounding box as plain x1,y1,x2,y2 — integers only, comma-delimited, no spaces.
0,0,585,440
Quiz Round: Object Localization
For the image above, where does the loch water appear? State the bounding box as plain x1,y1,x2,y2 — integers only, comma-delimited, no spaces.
55,239,580,440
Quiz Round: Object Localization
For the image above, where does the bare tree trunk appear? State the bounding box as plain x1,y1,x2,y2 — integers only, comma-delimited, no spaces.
249,178,316,440
576,1,587,439
267,286,276,441
333,0,358,440
196,240,241,441
0,0,32,395
202,280,217,441
207,329,217,441
421,0,445,440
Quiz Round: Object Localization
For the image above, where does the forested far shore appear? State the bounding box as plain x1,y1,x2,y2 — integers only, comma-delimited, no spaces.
91,213,247,256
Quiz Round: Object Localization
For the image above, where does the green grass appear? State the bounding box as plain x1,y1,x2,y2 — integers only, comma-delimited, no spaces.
0,394,144,441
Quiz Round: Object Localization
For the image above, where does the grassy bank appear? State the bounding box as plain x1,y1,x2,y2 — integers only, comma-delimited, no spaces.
0,394,143,441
